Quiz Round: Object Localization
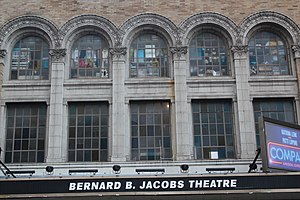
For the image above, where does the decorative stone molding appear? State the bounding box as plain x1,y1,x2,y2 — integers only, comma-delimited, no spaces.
115,35,123,47
0,50,7,59
59,15,119,47
0,15,59,47
292,44,300,58
170,46,188,59
1,12,299,56
110,47,127,60
231,45,248,57
179,12,238,44
239,11,300,45
49,49,66,62
120,13,180,46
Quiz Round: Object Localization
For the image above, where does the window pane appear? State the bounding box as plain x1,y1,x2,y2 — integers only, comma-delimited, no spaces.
11,36,49,80
68,102,109,162
253,99,295,147
130,101,172,161
5,103,47,163
189,32,230,77
71,35,109,78
248,31,290,76
130,34,169,78
192,100,235,159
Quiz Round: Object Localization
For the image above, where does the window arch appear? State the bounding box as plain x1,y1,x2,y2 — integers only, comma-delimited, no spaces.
189,32,230,77
248,31,289,76
11,36,50,80
70,35,109,78
129,33,169,78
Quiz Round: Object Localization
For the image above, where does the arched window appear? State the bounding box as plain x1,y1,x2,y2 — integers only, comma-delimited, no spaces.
70,35,109,78
189,32,230,77
11,36,49,80
249,31,289,76
129,33,169,78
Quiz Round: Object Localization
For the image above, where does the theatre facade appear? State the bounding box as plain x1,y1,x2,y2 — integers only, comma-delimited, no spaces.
1,1,300,199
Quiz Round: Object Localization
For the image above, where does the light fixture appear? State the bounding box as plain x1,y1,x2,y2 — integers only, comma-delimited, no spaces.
136,168,165,174
112,165,121,174
68,169,98,175
180,164,189,173
206,167,235,173
45,166,54,175
6,170,35,177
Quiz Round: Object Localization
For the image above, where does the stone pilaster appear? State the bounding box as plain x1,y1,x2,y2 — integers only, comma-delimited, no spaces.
0,50,7,160
0,104,6,160
0,50,7,97
292,44,300,124
170,46,193,160
46,49,66,162
110,47,128,161
232,45,256,159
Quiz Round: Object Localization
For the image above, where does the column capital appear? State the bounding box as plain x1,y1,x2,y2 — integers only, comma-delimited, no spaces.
49,48,66,62
0,50,7,65
110,47,127,60
292,44,300,59
231,45,248,58
0,49,7,59
170,46,188,59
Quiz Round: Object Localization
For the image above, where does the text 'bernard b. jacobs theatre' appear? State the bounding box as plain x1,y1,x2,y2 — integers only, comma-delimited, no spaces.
1,0,300,199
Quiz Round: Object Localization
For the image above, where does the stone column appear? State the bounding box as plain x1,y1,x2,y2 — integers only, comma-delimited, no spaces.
0,105,5,160
233,99,241,158
292,45,300,124
232,45,256,159
0,50,6,159
110,47,127,162
0,50,7,99
61,102,69,161
46,49,66,162
170,46,193,160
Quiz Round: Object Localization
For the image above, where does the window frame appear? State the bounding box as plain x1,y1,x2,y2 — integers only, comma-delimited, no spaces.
192,100,235,160
129,32,170,78
189,31,231,77
130,100,172,161
70,34,110,79
10,36,50,80
67,102,109,162
248,30,291,76
5,103,47,163
253,98,296,147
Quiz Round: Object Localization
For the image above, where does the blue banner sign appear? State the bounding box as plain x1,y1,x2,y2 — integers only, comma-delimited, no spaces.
264,119,300,171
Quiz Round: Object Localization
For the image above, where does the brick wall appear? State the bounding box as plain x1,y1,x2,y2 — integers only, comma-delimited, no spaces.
0,0,299,27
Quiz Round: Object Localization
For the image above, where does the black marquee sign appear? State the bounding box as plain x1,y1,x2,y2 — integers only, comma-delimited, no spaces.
0,173,300,197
